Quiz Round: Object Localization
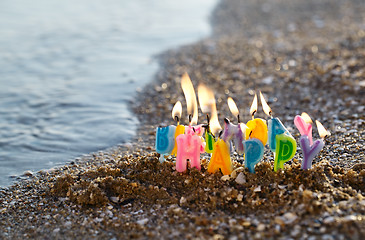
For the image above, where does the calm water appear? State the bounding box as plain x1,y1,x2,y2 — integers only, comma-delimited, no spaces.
0,0,217,186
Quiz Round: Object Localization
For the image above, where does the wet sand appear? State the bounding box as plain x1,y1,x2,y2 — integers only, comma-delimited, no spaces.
1,0,365,239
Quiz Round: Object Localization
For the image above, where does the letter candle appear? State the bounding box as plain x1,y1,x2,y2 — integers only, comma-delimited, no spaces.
294,112,313,146
155,101,182,162
207,135,233,175
198,84,221,153
175,73,205,172
170,101,185,156
243,94,266,173
260,92,297,171
296,117,330,170
221,97,247,155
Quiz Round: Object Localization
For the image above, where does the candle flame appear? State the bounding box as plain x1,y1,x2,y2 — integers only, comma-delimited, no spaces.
198,84,214,114
227,97,239,117
259,91,272,117
172,101,182,122
301,112,313,124
181,72,198,125
316,120,330,138
250,93,258,117
197,83,221,135
210,114,222,136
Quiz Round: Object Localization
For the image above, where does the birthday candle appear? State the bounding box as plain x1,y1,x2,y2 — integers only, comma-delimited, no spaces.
260,92,297,171
197,83,221,153
207,138,233,175
243,138,264,173
243,94,266,173
170,101,185,156
245,94,268,145
156,101,184,162
222,97,247,155
298,119,329,170
156,125,176,163
175,73,205,172
176,126,205,172
294,112,313,146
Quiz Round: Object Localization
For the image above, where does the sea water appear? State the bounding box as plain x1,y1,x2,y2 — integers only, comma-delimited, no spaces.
0,0,217,186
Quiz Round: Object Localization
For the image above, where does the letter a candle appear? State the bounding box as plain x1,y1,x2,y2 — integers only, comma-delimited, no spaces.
260,92,296,171
243,94,266,173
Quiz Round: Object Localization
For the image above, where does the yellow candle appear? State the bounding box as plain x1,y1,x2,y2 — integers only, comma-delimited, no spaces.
207,139,232,175
171,125,185,156
245,118,268,145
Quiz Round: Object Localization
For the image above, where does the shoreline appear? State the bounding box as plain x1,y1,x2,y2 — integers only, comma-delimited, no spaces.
1,0,365,239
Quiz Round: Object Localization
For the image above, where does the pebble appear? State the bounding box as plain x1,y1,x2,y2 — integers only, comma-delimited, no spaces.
235,173,246,185
136,218,149,226
221,175,230,181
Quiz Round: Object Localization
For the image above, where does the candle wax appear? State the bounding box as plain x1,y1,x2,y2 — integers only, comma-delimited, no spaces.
171,124,185,156
155,125,176,163
294,115,313,145
175,126,205,172
245,118,268,146
268,118,289,152
208,139,232,175
221,119,246,155
243,138,264,173
274,134,297,171
205,131,215,153
300,135,324,170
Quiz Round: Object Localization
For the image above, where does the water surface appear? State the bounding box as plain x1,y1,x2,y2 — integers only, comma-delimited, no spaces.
0,0,217,186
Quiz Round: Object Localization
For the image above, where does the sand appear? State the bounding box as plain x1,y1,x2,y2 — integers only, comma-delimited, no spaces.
1,0,364,239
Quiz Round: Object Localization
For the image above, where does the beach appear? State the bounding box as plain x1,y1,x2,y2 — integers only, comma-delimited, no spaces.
1,0,364,239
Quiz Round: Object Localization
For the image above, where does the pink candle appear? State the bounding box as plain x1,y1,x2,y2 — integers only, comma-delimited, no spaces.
175,126,205,172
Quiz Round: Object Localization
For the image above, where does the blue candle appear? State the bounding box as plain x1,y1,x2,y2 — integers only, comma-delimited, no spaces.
243,138,264,173
268,117,289,152
155,125,176,163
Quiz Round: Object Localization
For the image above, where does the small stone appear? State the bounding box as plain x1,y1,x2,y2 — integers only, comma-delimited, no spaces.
275,216,285,225
344,215,357,221
230,167,244,178
110,197,119,203
257,223,265,231
23,170,33,177
180,197,187,205
221,175,230,181
323,216,335,224
237,194,243,202
253,186,261,192
53,228,60,233
137,218,149,226
283,212,297,224
235,173,246,185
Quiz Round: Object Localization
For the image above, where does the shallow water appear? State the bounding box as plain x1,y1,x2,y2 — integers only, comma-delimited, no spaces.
0,0,217,186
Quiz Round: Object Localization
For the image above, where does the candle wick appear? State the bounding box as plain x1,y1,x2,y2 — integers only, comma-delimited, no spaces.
251,111,256,120
249,130,253,138
192,127,196,133
237,115,240,123
175,116,180,125
188,114,192,126
269,111,273,119
206,114,210,125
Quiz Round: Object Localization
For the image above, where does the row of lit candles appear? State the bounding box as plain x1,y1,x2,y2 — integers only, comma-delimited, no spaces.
155,73,330,174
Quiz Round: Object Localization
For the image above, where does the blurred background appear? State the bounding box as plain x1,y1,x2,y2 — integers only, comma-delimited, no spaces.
0,0,217,186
